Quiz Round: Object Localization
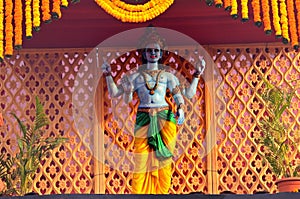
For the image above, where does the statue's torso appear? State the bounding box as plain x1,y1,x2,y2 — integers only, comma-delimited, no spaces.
130,70,174,108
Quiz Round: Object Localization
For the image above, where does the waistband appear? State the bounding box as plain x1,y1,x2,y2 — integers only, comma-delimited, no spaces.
137,106,170,116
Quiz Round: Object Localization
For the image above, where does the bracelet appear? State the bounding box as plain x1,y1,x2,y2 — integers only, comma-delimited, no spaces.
172,86,181,95
124,89,134,95
177,103,185,111
103,71,112,77
193,71,201,78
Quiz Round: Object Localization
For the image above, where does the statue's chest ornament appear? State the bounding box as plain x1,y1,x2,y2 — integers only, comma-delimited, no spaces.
141,70,164,95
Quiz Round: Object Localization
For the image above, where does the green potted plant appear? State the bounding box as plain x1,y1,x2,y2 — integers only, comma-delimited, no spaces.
0,96,67,196
258,78,300,192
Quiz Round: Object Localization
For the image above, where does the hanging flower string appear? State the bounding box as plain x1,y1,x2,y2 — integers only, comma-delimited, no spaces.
33,0,41,31
206,0,299,49
0,0,73,62
0,0,3,61
52,0,62,19
261,0,272,34
251,0,262,27
25,0,33,39
279,0,289,44
214,0,223,8
4,0,13,57
230,0,238,19
61,0,69,8
296,0,300,40
223,0,231,11
270,0,281,37
42,0,52,23
286,0,298,48
241,0,249,22
14,0,23,49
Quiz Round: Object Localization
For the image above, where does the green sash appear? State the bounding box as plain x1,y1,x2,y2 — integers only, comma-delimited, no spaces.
135,109,176,159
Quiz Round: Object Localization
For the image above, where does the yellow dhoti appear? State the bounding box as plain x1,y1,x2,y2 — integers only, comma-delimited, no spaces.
132,109,177,194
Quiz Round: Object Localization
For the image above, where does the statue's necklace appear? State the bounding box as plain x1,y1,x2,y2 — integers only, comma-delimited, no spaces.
142,70,164,95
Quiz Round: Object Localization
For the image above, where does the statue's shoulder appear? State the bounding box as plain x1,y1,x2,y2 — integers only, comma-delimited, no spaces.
127,72,140,81
163,70,178,79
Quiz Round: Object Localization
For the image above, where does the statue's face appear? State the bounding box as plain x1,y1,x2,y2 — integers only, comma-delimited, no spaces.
144,43,161,63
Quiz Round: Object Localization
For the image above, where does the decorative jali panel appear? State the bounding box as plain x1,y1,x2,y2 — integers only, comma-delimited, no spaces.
211,44,300,194
0,49,95,194
1,43,299,195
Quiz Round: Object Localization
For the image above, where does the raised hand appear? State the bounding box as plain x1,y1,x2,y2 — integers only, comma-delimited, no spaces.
101,57,112,75
195,57,206,76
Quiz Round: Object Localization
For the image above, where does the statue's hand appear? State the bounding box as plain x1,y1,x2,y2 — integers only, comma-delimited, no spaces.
121,75,134,94
195,58,206,75
177,108,185,125
100,57,112,75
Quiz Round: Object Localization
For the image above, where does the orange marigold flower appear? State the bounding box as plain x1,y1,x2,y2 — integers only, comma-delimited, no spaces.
286,0,298,48
261,0,272,33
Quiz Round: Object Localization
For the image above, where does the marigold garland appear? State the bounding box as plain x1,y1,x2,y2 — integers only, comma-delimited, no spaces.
286,0,298,48
25,0,33,39
270,0,281,37
33,0,41,31
61,0,69,8
251,0,262,26
94,0,174,22
230,0,238,19
215,0,223,8
215,0,300,48
0,0,3,61
296,0,300,40
279,0,289,43
14,0,23,49
52,0,62,19
42,0,52,23
261,0,272,34
0,0,70,62
223,0,231,11
241,0,249,21
4,0,13,57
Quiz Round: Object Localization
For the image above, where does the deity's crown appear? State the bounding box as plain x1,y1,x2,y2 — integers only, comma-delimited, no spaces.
137,25,166,50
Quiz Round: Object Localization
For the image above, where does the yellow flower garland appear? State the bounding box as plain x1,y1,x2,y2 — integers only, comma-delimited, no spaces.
270,0,281,36
94,0,174,22
33,0,41,30
279,0,289,43
241,0,248,21
14,0,23,48
25,0,33,39
5,0,13,57
61,0,69,8
0,0,3,61
230,0,238,18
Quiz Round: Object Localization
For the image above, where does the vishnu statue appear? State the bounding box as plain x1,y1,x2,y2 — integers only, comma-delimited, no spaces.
101,28,205,194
